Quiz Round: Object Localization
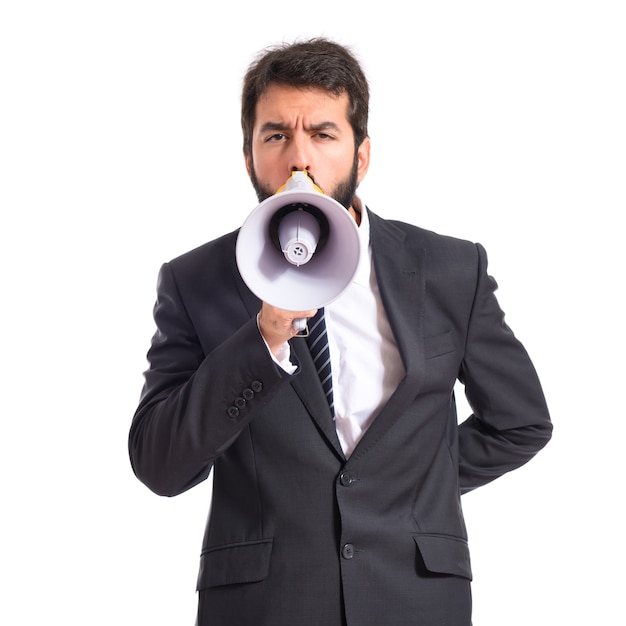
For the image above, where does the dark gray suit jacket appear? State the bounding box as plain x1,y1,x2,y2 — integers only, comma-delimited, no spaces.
129,209,552,626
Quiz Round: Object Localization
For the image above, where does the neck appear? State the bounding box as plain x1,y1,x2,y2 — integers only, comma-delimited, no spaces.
349,197,363,225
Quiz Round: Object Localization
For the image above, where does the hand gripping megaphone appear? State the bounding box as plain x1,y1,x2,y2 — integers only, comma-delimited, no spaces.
235,171,361,331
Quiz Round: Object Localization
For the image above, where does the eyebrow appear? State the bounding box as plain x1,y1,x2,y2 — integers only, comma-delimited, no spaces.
258,121,342,134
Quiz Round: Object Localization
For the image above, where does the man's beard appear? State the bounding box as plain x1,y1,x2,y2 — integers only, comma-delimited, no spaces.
248,152,359,211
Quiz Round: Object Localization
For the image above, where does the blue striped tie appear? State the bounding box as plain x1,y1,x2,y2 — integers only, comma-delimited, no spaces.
305,308,334,416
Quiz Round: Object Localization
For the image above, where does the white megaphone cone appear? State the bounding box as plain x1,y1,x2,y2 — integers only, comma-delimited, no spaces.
235,171,361,331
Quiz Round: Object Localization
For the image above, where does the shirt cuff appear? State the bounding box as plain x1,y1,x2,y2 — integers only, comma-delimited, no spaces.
257,314,297,374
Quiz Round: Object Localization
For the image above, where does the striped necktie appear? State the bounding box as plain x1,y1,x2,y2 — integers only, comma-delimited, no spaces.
305,308,334,416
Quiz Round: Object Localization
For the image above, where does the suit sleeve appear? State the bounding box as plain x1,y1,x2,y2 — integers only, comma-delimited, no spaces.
457,243,552,493
128,262,293,497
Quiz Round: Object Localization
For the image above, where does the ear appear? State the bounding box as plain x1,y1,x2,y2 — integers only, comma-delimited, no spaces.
244,148,252,177
356,136,371,184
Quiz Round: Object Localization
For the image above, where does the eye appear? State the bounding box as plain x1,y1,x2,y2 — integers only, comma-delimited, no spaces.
265,133,286,143
313,131,339,143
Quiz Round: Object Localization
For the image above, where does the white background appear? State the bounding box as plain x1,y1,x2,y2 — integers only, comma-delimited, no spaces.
1,1,624,624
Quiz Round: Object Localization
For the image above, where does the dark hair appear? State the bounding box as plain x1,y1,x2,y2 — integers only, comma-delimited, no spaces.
241,38,369,155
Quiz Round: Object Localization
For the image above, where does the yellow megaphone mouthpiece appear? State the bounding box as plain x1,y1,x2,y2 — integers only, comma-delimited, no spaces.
274,171,326,196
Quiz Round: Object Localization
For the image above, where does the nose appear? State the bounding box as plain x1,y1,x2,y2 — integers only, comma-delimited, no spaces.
288,134,311,174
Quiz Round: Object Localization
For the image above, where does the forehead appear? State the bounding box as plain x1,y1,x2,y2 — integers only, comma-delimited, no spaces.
254,84,351,127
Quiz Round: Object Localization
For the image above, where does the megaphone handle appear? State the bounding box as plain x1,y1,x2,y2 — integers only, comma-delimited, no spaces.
292,317,308,334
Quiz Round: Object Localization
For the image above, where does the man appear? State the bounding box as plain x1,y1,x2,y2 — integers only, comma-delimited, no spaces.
129,38,552,626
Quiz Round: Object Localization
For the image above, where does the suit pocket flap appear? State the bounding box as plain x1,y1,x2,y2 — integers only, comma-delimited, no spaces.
197,539,273,590
413,534,472,580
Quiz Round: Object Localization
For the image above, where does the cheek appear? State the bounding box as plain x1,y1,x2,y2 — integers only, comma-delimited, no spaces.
252,145,281,171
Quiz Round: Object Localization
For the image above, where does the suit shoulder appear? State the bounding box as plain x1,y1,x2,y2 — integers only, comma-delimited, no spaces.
165,229,240,278
370,210,479,257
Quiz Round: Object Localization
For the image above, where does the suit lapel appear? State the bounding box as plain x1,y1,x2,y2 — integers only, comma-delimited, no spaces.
290,338,346,460
347,210,427,462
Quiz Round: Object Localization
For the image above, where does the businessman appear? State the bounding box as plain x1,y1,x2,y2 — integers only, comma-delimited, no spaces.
129,37,552,625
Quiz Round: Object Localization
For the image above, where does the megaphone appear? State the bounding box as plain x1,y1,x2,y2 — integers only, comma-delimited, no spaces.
236,171,361,330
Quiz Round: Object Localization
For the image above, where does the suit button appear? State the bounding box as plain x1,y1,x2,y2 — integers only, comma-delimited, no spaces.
251,380,263,392
340,471,355,486
341,543,355,560
234,396,246,408
242,388,254,400
227,406,240,419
